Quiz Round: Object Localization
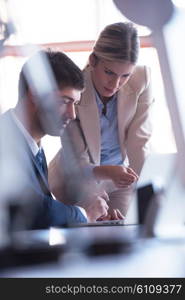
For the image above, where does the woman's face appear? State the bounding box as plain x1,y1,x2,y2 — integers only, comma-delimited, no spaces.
90,57,135,100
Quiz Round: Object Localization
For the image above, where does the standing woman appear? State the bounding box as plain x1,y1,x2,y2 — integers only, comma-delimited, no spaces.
49,22,153,217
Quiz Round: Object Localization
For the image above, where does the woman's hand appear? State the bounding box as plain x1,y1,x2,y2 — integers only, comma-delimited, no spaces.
93,165,138,188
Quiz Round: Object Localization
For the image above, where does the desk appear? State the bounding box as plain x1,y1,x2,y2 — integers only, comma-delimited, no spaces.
1,224,185,277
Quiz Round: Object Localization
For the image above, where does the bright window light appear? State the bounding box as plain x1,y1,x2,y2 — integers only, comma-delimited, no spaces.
172,0,185,9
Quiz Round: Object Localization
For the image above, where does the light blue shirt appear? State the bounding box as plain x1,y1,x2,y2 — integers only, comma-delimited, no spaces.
95,91,124,166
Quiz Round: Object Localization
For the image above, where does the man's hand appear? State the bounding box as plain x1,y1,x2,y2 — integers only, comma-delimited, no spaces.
97,208,125,221
84,195,109,222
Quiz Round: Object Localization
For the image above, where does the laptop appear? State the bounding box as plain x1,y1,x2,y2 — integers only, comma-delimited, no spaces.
69,153,176,228
68,219,125,227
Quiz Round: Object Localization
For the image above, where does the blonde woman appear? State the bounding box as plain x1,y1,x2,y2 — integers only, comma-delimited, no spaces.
49,22,153,218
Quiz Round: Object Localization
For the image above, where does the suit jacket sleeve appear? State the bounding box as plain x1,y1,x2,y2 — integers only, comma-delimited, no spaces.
23,186,87,229
40,194,87,228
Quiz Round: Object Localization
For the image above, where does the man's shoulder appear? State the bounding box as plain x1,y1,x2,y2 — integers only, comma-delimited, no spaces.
0,109,14,136
0,109,19,135
0,109,27,154
0,109,12,123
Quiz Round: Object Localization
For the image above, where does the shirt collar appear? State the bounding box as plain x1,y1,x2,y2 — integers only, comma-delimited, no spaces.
94,89,117,107
11,109,40,156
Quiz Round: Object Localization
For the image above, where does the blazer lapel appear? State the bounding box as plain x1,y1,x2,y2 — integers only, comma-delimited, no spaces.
117,83,136,156
77,69,101,164
1,110,51,196
11,111,50,194
77,69,137,164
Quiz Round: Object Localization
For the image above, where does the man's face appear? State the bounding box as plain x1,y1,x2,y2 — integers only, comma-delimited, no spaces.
56,86,82,134
38,86,82,137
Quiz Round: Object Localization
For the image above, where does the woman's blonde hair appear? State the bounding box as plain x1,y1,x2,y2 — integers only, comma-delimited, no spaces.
92,22,139,64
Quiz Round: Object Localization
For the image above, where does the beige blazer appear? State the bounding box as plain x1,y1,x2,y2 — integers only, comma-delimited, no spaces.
49,65,154,211
73,65,153,173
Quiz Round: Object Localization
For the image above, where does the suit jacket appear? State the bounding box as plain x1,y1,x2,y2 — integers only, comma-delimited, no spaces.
0,110,87,229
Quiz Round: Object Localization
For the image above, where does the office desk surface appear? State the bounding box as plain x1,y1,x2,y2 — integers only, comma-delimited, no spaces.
1,224,185,278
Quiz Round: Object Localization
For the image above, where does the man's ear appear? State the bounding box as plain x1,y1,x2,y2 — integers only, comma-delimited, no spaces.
89,53,98,67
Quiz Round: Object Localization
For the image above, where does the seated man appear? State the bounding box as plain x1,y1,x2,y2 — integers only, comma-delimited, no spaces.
0,50,109,229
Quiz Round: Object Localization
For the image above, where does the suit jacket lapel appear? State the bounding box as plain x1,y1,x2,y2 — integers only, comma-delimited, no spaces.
7,111,50,194
77,69,101,164
77,69,136,164
117,83,135,156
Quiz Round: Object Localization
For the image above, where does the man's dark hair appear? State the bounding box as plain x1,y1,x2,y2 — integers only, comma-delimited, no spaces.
18,49,84,99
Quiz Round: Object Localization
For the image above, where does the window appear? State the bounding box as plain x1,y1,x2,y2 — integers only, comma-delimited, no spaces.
0,0,176,163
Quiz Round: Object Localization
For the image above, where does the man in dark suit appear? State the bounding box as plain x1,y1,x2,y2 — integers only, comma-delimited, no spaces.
0,50,109,229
